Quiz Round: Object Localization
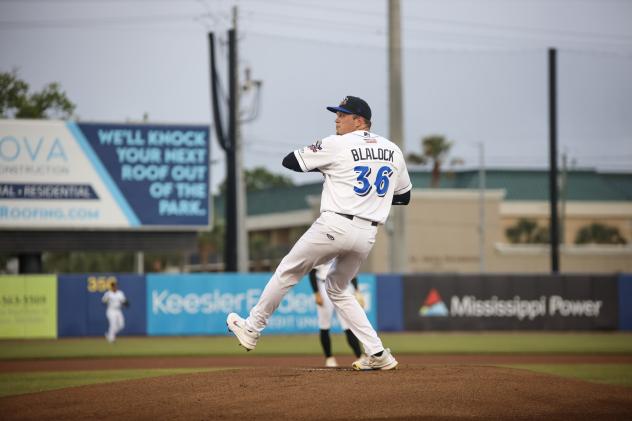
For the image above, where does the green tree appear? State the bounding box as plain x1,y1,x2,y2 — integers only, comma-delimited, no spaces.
43,252,136,273
197,218,225,269
407,135,462,188
575,223,627,245
3,70,77,273
506,218,549,244
0,69,75,119
218,166,294,193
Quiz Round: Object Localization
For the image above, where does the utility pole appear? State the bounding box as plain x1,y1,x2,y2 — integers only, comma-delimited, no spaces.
478,142,486,273
208,28,237,271
560,150,568,246
226,27,238,271
136,251,144,274
388,0,408,273
233,6,249,273
18,254,42,273
548,48,560,273
209,7,255,272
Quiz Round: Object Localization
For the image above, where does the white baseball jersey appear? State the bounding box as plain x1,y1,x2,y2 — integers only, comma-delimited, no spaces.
102,290,126,311
294,130,412,224
244,126,412,356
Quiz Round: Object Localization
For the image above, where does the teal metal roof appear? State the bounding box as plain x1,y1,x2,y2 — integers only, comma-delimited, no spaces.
213,169,631,218
410,169,632,201
214,182,323,218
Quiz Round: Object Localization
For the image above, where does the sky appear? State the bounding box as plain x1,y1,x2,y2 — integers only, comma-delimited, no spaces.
1,0,631,193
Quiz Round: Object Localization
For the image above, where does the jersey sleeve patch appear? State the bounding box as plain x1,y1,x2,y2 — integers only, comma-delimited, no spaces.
296,136,339,172
307,139,323,152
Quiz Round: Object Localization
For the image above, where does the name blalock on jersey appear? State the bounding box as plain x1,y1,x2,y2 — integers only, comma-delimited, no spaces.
350,147,394,163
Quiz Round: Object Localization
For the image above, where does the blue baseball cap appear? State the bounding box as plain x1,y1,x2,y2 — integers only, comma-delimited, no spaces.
326,96,371,121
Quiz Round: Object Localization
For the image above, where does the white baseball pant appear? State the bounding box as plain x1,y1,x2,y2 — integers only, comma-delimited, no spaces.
316,279,350,330
106,309,125,341
246,211,384,355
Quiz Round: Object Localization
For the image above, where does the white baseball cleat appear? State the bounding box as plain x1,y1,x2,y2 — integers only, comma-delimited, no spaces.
325,356,338,367
352,348,398,371
226,313,260,351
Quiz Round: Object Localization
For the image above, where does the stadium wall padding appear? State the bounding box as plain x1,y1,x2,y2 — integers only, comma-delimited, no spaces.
0,275,57,339
376,275,404,331
402,274,619,331
619,274,632,331
146,273,377,336
2,272,631,337
57,274,146,337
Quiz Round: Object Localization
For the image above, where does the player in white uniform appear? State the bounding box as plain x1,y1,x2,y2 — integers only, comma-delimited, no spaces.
309,259,364,367
101,281,127,343
227,95,412,370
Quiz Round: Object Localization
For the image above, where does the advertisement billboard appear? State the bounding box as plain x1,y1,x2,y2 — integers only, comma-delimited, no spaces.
147,273,377,336
403,274,618,330
0,275,57,338
619,274,632,331
58,274,146,337
0,119,210,229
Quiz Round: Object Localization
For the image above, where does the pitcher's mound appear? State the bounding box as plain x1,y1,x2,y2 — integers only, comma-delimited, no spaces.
3,365,632,420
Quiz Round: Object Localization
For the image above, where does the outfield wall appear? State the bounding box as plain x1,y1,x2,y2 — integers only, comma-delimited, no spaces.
400,274,619,331
0,275,56,338
57,274,146,337
145,273,376,336
0,273,630,338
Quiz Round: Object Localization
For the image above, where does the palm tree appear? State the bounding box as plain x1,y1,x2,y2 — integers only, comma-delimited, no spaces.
407,135,457,188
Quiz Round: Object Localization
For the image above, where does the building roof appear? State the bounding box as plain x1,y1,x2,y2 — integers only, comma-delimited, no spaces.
410,169,632,201
214,169,632,218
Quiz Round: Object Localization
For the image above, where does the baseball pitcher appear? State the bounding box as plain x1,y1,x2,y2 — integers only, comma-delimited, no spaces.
228,96,412,370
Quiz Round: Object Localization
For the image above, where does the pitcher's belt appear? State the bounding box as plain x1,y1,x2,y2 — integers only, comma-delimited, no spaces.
335,212,378,226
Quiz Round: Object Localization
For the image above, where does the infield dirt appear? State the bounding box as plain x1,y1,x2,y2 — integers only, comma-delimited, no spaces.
2,355,632,420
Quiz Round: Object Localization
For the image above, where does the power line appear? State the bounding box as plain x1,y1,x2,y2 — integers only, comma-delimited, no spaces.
0,0,202,2
2,3,632,53
0,13,208,28
4,0,632,45
238,9,632,52
404,15,632,43
239,0,632,44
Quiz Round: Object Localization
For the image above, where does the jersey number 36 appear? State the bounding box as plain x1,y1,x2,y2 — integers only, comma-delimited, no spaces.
354,165,393,197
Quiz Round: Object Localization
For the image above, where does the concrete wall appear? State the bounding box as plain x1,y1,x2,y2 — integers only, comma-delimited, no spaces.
246,189,632,274
366,189,632,274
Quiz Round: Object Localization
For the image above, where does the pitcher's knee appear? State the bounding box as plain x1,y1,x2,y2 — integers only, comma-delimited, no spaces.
275,263,311,289
274,272,302,289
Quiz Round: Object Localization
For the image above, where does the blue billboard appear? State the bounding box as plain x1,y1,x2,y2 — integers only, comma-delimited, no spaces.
74,123,210,227
0,120,210,229
147,273,377,336
58,274,146,337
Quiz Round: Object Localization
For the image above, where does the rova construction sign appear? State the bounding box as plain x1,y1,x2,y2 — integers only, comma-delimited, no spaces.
403,275,619,330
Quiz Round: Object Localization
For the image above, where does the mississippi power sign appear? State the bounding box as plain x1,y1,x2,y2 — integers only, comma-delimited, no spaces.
403,274,618,330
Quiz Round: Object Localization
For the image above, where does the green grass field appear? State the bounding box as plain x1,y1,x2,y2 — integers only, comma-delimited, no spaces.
0,368,227,397
2,332,632,359
1,332,631,397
